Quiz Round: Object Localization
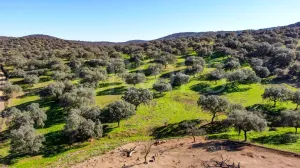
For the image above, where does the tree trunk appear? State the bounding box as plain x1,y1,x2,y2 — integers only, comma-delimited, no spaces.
243,130,247,142
273,100,277,107
295,127,298,134
238,128,241,135
144,154,148,164
211,113,216,123
193,135,196,142
215,80,217,85
118,121,120,127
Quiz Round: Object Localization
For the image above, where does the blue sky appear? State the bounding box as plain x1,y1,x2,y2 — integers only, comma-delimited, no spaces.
1,0,300,42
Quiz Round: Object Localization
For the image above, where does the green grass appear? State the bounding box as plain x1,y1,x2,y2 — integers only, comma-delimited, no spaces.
2,53,300,167
209,127,300,153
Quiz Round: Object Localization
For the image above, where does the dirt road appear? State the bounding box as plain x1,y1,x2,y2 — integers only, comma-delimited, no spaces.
0,70,6,131
0,71,5,112
72,137,300,168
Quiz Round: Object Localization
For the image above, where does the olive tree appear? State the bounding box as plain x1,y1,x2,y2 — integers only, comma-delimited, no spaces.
185,56,205,67
207,69,225,84
77,106,102,122
227,69,260,85
281,110,300,134
2,82,23,98
79,67,107,87
64,110,103,143
262,86,292,107
59,87,95,108
51,71,74,81
155,53,177,68
181,121,206,142
291,91,300,110
226,110,267,141
10,124,45,155
145,64,163,78
102,100,136,127
10,111,34,129
152,79,172,94
122,87,153,109
124,73,146,86
26,103,47,128
224,60,241,71
40,81,74,99
170,73,190,87
253,66,270,78
107,58,126,75
197,95,229,123
185,65,204,77
24,75,39,86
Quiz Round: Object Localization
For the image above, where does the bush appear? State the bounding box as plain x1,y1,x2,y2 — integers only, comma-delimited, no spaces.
26,103,47,128
170,73,190,86
59,87,95,108
152,79,172,94
2,82,22,98
122,87,153,109
10,124,45,155
24,75,40,86
102,100,136,127
124,73,146,86
64,110,103,143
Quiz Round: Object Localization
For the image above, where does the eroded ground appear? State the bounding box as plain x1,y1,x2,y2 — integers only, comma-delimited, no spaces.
72,137,300,168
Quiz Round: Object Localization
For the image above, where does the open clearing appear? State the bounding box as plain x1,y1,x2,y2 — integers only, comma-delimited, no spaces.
72,137,300,168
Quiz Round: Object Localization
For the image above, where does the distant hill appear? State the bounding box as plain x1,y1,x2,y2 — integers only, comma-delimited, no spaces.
157,31,239,40
158,22,300,40
0,36,14,41
1,21,300,43
22,34,62,40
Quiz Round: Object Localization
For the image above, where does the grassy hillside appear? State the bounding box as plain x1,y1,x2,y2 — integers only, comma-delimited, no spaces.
0,52,299,168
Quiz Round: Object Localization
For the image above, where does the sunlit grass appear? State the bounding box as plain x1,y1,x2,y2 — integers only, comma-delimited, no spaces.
3,54,300,167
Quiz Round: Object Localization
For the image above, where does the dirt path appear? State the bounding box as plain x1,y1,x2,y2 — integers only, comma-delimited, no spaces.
0,71,5,112
0,71,7,131
72,137,300,168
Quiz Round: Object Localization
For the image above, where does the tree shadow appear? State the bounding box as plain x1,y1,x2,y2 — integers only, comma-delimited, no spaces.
97,86,127,96
190,83,251,95
0,130,88,165
192,141,246,152
246,104,286,127
207,133,231,140
159,70,182,79
190,83,211,94
153,92,166,99
252,133,299,145
152,119,201,139
217,84,251,94
102,124,114,137
42,130,88,157
10,98,65,127
130,69,146,74
201,121,231,134
98,82,122,88
44,101,65,128
0,130,10,143
39,76,51,83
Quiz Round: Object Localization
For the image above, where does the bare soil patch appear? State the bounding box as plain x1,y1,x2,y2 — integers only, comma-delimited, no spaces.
72,137,300,168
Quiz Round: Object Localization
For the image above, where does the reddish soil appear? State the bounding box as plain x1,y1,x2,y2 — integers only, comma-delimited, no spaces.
72,137,300,168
